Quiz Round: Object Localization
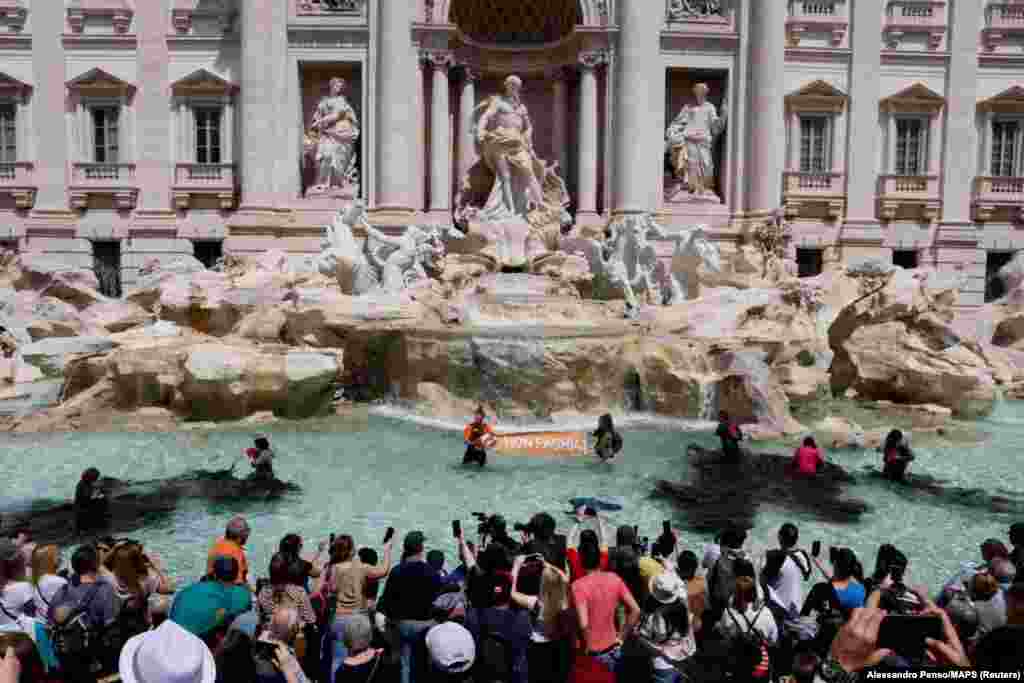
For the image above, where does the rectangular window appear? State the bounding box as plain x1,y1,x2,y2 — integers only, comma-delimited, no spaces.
986,251,1016,303
894,118,926,176
799,116,830,173
194,107,222,165
92,241,122,299
991,120,1021,178
91,107,119,164
0,104,15,163
893,250,919,270
797,248,824,278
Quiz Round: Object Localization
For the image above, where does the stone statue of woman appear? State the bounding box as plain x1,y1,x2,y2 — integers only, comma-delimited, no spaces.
665,82,727,200
307,77,360,194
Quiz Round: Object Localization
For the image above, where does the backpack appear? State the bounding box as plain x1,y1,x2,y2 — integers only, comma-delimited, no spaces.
611,431,623,455
710,551,746,610
727,605,770,679
101,589,148,655
50,583,103,668
475,615,513,682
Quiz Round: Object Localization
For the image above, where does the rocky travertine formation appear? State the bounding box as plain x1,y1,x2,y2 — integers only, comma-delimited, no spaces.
0,240,1019,438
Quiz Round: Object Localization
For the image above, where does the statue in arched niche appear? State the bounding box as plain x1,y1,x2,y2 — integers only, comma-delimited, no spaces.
304,77,360,196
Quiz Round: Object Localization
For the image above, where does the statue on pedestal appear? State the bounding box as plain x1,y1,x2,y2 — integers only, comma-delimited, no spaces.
665,83,727,202
454,74,572,270
305,77,360,196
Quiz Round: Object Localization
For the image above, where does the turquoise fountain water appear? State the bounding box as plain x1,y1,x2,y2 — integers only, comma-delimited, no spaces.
0,402,1021,591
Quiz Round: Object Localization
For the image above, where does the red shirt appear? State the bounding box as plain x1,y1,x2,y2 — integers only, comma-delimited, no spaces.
793,446,823,475
571,571,632,653
566,547,609,584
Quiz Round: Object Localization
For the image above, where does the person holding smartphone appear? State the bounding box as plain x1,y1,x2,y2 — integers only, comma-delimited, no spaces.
322,530,394,676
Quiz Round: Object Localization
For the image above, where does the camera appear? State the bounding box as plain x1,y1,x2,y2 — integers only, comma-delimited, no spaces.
878,582,923,615
473,512,504,538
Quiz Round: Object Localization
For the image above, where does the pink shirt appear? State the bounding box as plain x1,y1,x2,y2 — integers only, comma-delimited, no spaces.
793,446,823,475
571,571,631,653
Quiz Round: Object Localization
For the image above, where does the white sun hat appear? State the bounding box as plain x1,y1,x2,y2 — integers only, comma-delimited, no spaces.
119,620,216,683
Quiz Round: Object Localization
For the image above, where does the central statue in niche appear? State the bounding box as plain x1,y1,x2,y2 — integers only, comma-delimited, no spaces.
454,74,571,271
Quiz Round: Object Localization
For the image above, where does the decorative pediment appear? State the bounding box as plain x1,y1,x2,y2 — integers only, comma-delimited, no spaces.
0,72,31,99
978,85,1024,114
170,69,238,96
785,80,848,113
880,83,944,114
66,68,136,97
66,0,133,34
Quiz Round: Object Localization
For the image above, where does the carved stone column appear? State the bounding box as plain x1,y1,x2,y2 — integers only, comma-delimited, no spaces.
548,66,572,180
613,1,661,215
578,51,607,221
423,50,454,213
745,0,788,221
457,66,479,194
375,0,418,218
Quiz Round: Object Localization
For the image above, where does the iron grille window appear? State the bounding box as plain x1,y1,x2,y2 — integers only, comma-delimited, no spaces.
991,120,1021,177
194,107,222,165
894,118,926,176
92,107,119,163
799,116,830,173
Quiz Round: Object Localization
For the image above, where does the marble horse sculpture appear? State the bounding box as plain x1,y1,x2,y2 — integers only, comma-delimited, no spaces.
317,201,465,295
563,214,722,316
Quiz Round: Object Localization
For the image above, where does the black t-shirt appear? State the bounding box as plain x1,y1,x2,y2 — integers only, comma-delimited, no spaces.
379,560,442,622
74,480,94,507
801,582,842,618
1010,546,1024,578
973,624,1024,672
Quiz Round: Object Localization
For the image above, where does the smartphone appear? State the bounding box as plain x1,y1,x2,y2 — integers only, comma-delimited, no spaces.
329,533,335,546
633,525,639,538
811,540,821,558
662,521,672,536
383,527,395,544
452,520,461,539
252,639,278,661
877,615,943,661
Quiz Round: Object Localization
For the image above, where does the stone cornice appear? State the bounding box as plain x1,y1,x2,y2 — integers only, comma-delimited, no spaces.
66,0,133,35
660,31,739,52
295,0,365,18
62,34,138,50
880,49,950,67
784,47,852,64
0,71,32,99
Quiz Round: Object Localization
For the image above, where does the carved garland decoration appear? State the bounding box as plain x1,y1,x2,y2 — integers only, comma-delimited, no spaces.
296,0,364,15
666,0,726,22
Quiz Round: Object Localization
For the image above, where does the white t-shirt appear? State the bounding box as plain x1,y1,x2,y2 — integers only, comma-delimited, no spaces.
0,582,34,625
32,574,68,612
774,551,810,613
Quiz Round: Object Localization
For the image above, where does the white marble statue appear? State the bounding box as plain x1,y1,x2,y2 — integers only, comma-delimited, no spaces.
318,201,464,295
665,83,727,199
564,214,723,317
306,77,360,194
472,75,546,220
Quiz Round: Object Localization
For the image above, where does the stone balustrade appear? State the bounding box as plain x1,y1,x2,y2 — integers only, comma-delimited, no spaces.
877,174,941,221
883,0,947,49
69,162,138,211
0,162,35,209
783,171,846,219
982,3,1024,50
172,162,237,210
786,0,848,45
972,176,1024,222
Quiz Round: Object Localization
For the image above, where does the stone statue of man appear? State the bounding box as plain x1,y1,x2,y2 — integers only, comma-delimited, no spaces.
665,82,727,198
307,77,360,193
472,75,546,220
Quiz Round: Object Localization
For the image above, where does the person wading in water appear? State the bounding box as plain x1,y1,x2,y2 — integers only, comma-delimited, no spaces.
463,406,495,467
881,429,914,482
246,436,275,481
716,411,744,463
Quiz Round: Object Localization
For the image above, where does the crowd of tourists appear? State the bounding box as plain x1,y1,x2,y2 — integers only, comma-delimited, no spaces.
0,509,1022,683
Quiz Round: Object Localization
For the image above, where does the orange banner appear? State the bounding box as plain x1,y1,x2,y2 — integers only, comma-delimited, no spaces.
493,431,590,457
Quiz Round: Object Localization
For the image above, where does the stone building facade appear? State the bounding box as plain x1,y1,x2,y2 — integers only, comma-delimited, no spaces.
0,0,1022,304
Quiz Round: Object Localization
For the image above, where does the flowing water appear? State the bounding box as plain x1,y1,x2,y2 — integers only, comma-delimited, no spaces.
0,401,1022,592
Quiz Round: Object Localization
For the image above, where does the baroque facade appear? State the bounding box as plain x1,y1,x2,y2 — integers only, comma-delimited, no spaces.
0,0,1022,304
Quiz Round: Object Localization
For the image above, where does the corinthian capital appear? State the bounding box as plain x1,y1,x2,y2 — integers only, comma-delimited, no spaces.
420,49,455,70
578,50,610,70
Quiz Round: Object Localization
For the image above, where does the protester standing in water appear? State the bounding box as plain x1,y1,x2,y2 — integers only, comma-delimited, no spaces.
792,436,824,476
463,406,495,467
73,468,106,533
593,413,623,462
247,435,275,480
881,429,914,482
715,411,744,462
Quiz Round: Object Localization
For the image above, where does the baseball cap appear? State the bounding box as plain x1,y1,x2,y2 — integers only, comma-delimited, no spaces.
404,531,425,554
426,622,475,673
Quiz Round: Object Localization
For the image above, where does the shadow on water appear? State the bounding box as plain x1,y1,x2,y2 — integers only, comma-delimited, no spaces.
855,466,1024,515
1,468,302,546
653,445,870,532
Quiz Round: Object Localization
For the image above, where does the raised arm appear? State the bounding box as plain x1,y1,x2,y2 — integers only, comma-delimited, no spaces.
509,555,538,611
366,540,394,581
